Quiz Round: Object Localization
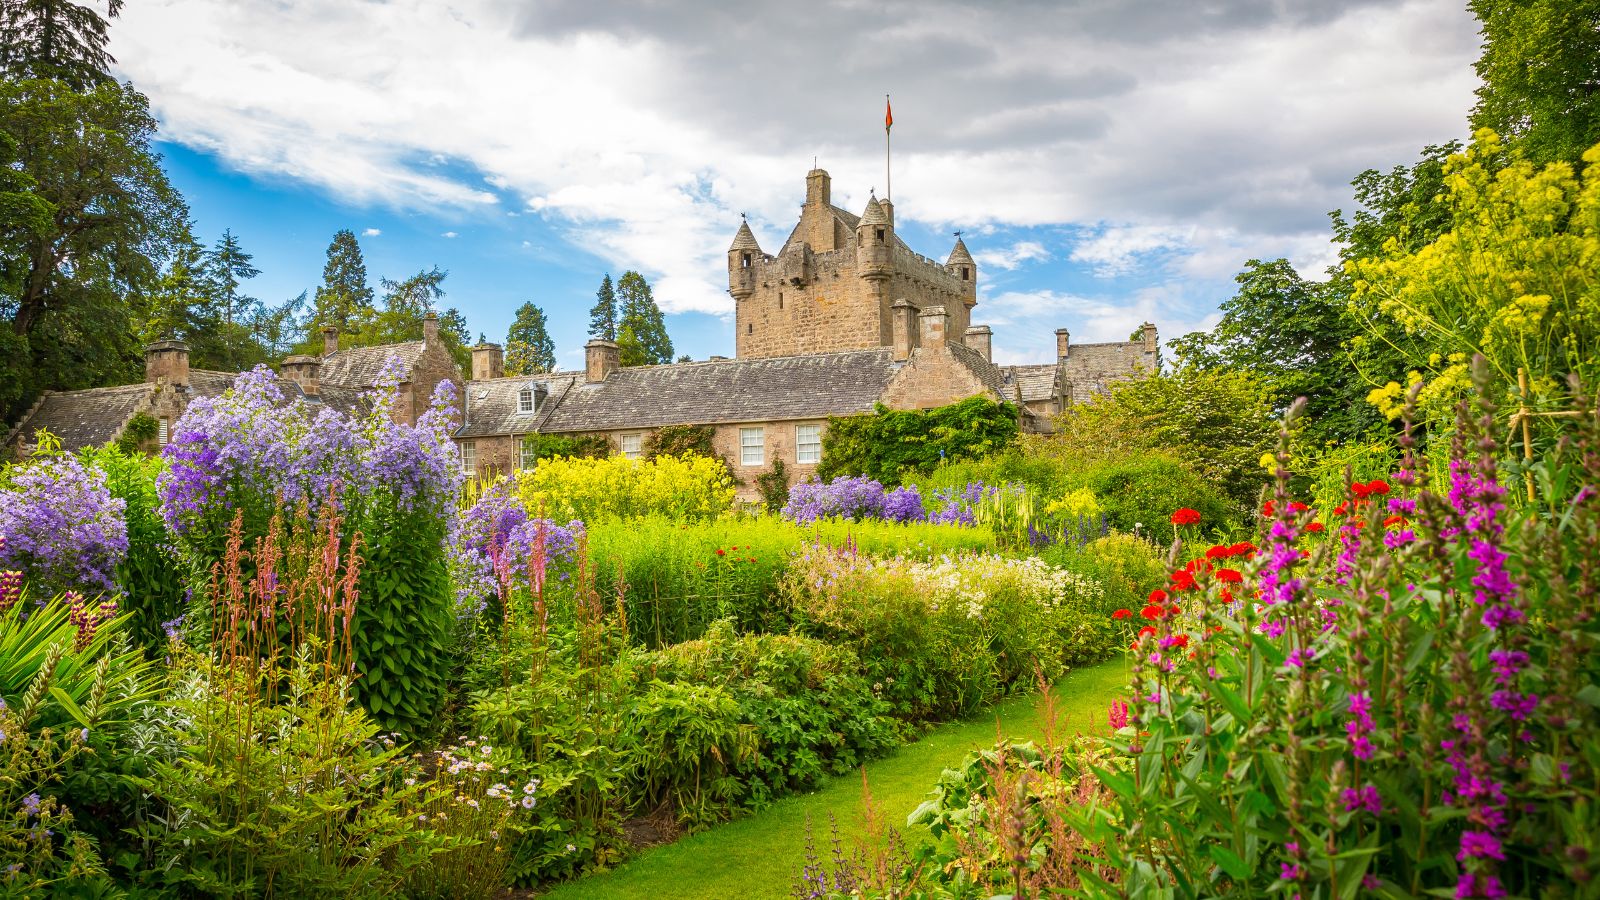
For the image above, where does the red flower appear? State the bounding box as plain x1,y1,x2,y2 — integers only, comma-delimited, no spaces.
1148,589,1169,604
1364,479,1391,496
1289,501,1309,513
1230,541,1256,557
1170,508,1202,526
1333,502,1349,516
1169,633,1190,648
1382,515,1406,528
1306,522,1326,533
1170,570,1197,592
715,549,726,556
1220,588,1234,603
1140,604,1164,620
1261,500,1276,517
1138,626,1157,638
1215,568,1243,584
747,557,757,563
1112,609,1132,620
1205,545,1230,560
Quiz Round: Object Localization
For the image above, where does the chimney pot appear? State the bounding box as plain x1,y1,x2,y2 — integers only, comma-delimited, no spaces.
472,342,505,381
584,339,620,383
918,305,949,351
322,326,339,357
890,299,916,361
280,354,321,396
964,325,993,362
144,340,190,387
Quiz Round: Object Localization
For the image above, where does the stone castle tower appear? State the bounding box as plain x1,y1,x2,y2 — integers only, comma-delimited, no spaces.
728,169,980,360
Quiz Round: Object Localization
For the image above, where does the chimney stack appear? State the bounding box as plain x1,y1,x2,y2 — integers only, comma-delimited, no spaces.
1141,322,1158,353
891,299,916,361
585,339,620,383
472,342,504,381
423,313,439,347
1056,328,1071,359
280,355,321,396
918,305,949,351
145,340,190,387
964,325,993,362
322,325,339,357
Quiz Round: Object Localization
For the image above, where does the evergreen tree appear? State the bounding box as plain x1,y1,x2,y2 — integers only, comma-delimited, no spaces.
312,228,375,336
615,270,673,367
350,266,472,371
588,273,617,341
505,301,556,375
0,0,123,90
205,228,260,327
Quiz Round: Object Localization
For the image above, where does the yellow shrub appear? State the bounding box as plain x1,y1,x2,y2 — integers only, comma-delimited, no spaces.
515,453,735,522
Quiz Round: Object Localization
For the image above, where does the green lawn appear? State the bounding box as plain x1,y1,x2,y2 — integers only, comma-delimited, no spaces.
540,658,1127,899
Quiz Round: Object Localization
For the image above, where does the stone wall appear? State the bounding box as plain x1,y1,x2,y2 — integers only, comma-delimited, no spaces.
401,341,466,425
879,346,999,411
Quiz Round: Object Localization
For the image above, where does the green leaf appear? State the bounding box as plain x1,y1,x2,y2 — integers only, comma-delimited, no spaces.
1209,845,1250,881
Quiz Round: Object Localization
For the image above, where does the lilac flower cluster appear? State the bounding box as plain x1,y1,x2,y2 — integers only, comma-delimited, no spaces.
448,479,583,614
0,455,128,597
781,476,994,526
158,361,462,538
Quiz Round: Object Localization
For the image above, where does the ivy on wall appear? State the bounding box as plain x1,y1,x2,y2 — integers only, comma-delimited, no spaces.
815,395,1019,486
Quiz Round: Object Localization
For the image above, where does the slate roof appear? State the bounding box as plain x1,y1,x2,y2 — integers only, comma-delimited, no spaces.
6,383,155,450
532,350,899,434
1006,364,1060,403
458,376,559,438
320,342,425,388
946,342,1014,401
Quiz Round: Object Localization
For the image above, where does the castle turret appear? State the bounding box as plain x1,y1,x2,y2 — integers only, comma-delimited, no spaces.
946,236,977,307
728,218,761,302
855,196,892,282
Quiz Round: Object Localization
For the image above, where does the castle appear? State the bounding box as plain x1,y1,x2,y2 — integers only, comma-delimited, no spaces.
5,168,1161,496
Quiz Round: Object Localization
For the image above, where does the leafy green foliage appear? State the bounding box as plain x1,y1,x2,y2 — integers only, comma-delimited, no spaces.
80,445,186,650
1469,0,1600,167
643,423,716,461
755,458,790,512
506,300,557,375
0,0,123,90
527,432,611,461
816,395,1020,486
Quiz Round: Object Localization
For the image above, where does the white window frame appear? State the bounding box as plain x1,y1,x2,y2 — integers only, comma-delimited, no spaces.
740,426,765,466
795,424,821,464
460,441,476,475
518,436,537,471
518,387,535,414
157,417,169,446
619,433,643,460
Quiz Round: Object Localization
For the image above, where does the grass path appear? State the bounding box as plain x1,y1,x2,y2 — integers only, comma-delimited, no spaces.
540,659,1126,900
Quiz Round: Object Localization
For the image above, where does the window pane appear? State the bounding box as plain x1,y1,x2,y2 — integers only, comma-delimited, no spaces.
796,424,821,464
740,427,764,466
620,433,642,460
518,389,534,413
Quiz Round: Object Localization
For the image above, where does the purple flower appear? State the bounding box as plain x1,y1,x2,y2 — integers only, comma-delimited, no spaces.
0,455,128,598
1457,831,1505,862
1341,784,1382,815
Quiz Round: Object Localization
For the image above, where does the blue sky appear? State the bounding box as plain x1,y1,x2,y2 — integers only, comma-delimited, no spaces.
122,0,1484,368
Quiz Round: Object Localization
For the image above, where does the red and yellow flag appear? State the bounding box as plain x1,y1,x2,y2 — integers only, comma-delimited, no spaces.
885,96,893,130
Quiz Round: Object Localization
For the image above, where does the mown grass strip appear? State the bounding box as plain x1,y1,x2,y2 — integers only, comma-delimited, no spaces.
540,658,1126,899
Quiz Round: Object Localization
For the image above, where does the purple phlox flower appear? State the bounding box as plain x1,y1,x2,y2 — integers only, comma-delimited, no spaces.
0,454,128,597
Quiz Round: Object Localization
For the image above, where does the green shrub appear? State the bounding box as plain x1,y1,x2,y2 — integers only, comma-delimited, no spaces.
80,445,186,652
526,432,611,461
816,396,1020,486
755,457,790,511
1081,451,1234,539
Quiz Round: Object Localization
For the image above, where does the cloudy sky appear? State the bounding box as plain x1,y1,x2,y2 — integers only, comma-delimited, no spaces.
109,0,1483,366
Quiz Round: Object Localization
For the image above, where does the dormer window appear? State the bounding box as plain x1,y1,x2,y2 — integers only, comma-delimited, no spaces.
518,387,535,414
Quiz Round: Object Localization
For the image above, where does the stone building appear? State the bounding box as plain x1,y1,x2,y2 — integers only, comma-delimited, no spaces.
4,315,460,457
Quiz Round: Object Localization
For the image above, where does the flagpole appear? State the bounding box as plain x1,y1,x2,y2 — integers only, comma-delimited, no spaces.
885,94,892,203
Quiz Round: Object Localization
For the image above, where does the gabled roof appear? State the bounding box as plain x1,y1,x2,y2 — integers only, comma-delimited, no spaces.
320,341,426,388
458,376,560,439
5,383,155,451
1006,364,1060,403
946,342,1014,401
534,350,899,434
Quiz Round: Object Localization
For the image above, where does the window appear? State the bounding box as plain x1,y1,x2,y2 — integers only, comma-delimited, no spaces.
961,266,969,280
875,227,885,244
158,417,169,446
742,252,751,268
519,437,537,471
460,441,477,475
620,433,643,460
778,291,783,309
747,323,753,335
796,424,821,464
518,388,535,414
740,427,764,466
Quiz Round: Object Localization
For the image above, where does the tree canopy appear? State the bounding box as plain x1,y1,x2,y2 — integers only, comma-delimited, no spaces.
505,301,556,375
588,273,616,342
615,270,673,366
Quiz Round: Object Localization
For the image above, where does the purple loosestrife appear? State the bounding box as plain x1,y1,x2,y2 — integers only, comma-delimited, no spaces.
0,454,128,597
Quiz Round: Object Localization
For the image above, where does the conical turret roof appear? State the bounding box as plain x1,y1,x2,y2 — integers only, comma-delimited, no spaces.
946,236,974,267
858,196,888,227
729,219,761,252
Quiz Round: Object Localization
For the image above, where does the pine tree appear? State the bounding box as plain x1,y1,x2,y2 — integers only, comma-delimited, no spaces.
505,301,556,375
615,270,673,367
312,229,376,336
205,228,260,326
0,0,123,90
588,273,617,341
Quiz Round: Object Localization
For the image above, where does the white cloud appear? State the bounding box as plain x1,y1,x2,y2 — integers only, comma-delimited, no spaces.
362,227,381,237
974,240,1049,271
441,231,458,239
108,0,1480,316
